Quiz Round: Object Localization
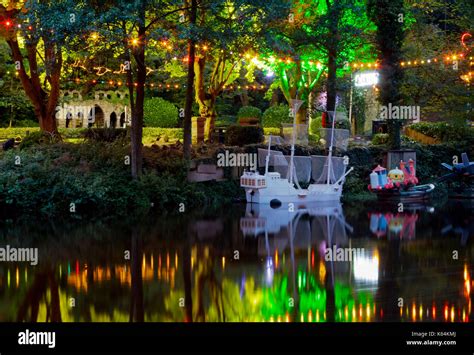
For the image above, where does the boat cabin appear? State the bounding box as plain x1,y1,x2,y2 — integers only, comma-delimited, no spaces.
240,171,267,189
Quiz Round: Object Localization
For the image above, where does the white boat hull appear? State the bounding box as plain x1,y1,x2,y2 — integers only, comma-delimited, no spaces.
245,181,343,205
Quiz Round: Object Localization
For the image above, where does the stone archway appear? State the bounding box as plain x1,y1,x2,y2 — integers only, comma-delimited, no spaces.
110,112,117,128
94,105,105,128
57,90,130,128
120,112,126,128
76,112,84,128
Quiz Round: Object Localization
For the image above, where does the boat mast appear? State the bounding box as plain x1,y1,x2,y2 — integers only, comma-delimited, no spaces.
265,135,272,175
327,104,337,185
289,95,301,185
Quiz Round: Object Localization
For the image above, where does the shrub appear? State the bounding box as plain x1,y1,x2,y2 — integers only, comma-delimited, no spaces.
59,128,87,139
82,128,128,142
371,133,389,145
262,104,291,128
15,119,39,127
215,115,237,127
19,131,60,149
310,116,322,135
237,106,262,125
238,117,260,125
335,118,351,130
225,125,264,146
409,122,474,143
263,127,280,136
144,97,178,128
0,127,40,140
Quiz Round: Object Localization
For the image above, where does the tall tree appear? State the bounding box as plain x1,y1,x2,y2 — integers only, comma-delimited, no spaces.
183,0,197,159
94,0,184,178
368,0,405,149
191,0,288,141
0,0,91,135
263,0,373,124
317,0,374,116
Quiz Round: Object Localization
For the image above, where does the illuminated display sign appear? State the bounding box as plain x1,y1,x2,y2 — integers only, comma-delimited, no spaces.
354,71,379,87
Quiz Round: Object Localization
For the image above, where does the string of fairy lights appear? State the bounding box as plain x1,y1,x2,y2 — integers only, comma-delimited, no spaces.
63,78,269,91
3,18,472,88
60,50,471,89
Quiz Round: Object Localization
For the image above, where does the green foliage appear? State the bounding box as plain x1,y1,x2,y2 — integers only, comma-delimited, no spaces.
0,127,183,145
215,115,237,127
334,110,351,130
0,128,40,141
310,116,322,135
309,115,323,143
13,120,39,127
0,142,141,216
19,131,60,149
371,133,389,145
409,122,474,144
262,104,291,128
142,128,183,145
0,44,36,127
238,106,262,125
237,106,262,121
82,128,128,143
225,125,264,146
263,127,280,136
144,97,179,128
59,128,87,138
400,5,471,123
0,142,240,218
368,0,405,149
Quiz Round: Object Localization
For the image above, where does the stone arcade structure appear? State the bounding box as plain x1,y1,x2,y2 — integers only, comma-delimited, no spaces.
56,90,130,129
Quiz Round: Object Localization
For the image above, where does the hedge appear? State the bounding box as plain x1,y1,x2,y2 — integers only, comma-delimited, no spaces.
262,104,291,128
144,97,179,128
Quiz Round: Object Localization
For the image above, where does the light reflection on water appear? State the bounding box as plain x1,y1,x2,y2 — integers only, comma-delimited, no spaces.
0,199,472,322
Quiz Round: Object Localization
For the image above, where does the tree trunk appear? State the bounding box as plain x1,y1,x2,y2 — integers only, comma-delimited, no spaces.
240,90,249,106
131,9,146,179
203,100,216,141
326,52,337,114
183,0,197,159
270,88,280,106
6,38,60,135
194,56,217,142
325,0,340,128
296,107,307,125
369,0,405,149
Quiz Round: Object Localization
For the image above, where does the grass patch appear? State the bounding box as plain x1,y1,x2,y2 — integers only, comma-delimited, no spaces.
0,127,183,145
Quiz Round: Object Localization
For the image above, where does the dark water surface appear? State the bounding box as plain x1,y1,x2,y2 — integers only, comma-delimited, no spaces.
0,199,472,322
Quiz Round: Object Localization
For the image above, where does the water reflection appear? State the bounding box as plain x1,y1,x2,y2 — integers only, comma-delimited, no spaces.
0,200,472,322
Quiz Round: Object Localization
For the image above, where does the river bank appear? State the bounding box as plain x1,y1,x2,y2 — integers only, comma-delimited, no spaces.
0,137,471,219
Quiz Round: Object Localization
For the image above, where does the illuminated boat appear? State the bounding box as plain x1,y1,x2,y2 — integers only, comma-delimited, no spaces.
241,105,353,205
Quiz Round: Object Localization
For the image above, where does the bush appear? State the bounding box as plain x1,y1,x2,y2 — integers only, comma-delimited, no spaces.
237,106,262,125
335,118,351,130
144,97,178,128
19,131,60,149
15,119,39,127
263,127,280,136
262,104,291,128
0,142,240,218
310,116,322,135
59,128,87,139
215,115,237,127
409,122,474,143
82,128,128,143
0,127,40,140
371,133,389,145
225,125,264,146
